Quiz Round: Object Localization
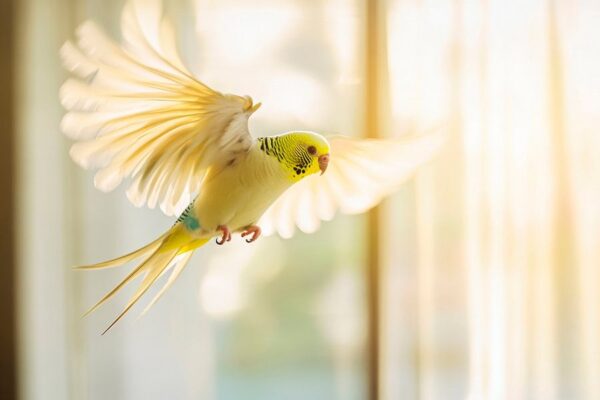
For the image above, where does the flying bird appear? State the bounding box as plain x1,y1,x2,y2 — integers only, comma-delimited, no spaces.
60,0,444,333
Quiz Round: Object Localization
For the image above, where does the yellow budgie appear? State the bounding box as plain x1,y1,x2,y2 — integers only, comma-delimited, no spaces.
60,0,444,333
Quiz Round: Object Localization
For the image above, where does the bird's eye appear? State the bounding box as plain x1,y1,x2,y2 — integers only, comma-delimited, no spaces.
307,145,317,155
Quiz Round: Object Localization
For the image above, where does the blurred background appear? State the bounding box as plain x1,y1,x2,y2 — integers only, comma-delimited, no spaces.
1,0,599,399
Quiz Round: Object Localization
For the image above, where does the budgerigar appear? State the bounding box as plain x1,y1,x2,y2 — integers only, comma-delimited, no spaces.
60,0,444,333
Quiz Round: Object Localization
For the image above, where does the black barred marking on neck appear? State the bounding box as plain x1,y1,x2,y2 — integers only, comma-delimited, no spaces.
258,137,284,162
259,136,313,176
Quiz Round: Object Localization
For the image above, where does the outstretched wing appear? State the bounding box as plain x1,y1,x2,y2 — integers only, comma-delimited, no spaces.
60,0,258,215
259,130,445,238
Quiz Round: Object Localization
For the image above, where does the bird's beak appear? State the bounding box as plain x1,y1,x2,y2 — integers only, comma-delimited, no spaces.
318,153,330,175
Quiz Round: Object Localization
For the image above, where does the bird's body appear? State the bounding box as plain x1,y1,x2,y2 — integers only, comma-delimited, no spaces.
159,140,289,254
189,134,319,238
60,0,444,333
180,142,283,237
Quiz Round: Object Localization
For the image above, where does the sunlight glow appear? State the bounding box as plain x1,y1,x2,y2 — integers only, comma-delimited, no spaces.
194,2,297,64
384,0,600,399
325,0,362,85
200,273,245,318
263,72,326,125
199,242,259,319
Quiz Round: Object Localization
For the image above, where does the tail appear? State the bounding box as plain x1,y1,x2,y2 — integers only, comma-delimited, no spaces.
77,225,209,334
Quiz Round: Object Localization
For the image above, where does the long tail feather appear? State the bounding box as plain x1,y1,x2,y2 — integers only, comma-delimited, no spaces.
78,226,207,333
83,250,158,317
140,250,196,316
102,249,179,335
74,233,167,270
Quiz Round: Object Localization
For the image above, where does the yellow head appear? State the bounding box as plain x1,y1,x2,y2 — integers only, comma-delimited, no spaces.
258,131,331,181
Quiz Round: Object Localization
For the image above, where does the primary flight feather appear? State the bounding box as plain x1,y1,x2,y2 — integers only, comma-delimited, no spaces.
60,0,444,333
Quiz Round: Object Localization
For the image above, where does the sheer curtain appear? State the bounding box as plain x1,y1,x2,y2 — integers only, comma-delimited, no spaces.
380,0,600,399
15,0,600,399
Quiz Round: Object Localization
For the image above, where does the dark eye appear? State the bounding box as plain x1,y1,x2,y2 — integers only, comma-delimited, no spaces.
307,145,317,155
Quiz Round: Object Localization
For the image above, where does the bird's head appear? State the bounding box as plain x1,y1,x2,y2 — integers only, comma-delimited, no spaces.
262,131,330,182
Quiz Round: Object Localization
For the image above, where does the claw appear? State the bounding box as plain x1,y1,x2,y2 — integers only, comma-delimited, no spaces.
241,225,261,243
215,225,231,245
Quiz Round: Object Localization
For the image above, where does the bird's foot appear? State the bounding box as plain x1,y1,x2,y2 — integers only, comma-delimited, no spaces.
215,225,232,245
241,225,261,243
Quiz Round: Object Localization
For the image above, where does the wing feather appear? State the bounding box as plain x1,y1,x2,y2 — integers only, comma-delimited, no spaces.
260,131,445,238
60,0,258,215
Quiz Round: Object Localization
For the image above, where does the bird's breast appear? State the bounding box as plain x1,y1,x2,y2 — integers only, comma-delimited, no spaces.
193,147,291,233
